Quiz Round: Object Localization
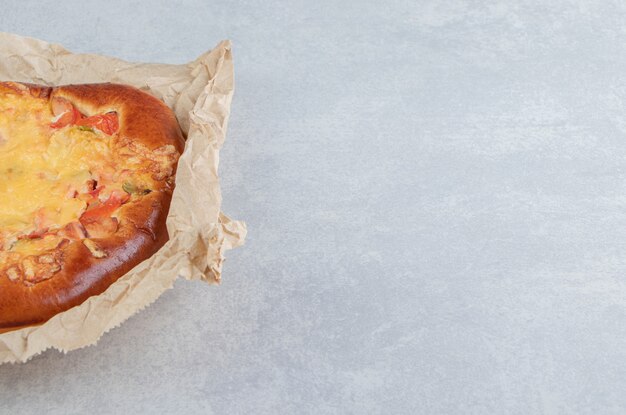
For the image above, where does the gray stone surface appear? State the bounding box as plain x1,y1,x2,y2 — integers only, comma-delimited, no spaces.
2,0,626,413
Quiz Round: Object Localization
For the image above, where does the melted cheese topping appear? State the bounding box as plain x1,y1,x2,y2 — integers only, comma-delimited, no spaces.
0,86,179,286
0,92,115,251
11,235,64,255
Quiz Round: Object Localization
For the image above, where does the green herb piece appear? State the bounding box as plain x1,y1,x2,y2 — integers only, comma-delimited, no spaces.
123,182,152,195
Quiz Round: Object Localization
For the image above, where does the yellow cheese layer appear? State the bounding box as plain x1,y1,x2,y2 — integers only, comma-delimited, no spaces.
0,92,114,245
11,235,64,255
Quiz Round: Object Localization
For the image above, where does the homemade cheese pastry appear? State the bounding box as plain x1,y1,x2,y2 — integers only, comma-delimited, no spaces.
0,82,184,330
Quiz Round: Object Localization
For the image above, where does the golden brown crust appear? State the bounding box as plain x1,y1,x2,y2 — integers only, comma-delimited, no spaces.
0,82,184,329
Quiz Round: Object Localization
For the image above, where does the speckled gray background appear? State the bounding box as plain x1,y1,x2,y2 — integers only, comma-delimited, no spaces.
2,1,626,413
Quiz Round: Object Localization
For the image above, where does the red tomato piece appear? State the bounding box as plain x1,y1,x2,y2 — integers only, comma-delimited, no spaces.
76,112,119,135
51,105,83,129
79,190,129,224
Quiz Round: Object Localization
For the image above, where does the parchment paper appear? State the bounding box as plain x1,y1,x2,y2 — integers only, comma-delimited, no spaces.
0,33,246,364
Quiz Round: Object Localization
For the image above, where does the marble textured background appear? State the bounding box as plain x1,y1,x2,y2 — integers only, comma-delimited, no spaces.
2,1,626,413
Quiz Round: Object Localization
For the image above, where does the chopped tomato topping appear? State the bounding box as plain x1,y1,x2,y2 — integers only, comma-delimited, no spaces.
51,105,83,129
50,97,118,134
19,229,48,240
90,185,104,198
76,112,119,135
78,185,104,204
80,190,129,224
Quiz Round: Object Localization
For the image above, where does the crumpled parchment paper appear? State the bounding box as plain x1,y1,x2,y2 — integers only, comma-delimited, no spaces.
0,33,246,363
